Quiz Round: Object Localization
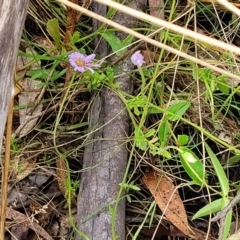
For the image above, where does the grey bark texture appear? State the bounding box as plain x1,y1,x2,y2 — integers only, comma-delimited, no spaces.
76,1,147,240
0,0,29,155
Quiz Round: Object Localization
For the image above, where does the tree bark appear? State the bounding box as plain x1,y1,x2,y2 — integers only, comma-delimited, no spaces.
76,1,146,239
0,0,29,155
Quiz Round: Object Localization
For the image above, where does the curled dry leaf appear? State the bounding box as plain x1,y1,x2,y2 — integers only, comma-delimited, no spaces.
141,50,160,64
56,158,77,206
142,171,191,237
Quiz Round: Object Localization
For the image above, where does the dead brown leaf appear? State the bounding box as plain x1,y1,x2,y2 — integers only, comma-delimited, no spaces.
142,171,191,237
5,207,53,240
141,50,160,64
56,158,76,206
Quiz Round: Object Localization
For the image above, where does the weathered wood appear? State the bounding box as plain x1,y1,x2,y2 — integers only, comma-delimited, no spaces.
0,0,29,155
76,1,147,239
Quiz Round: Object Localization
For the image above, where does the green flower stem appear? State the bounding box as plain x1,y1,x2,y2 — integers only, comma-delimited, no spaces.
138,66,146,95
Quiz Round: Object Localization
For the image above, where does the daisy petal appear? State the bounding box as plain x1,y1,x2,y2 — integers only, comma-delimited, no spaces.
84,54,96,63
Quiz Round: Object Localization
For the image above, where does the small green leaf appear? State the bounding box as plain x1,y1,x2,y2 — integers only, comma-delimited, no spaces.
179,147,206,186
205,143,229,196
149,143,171,158
192,198,223,220
158,120,171,144
46,19,61,48
162,149,172,159
216,75,229,94
128,95,148,116
127,195,132,203
106,67,114,83
167,100,190,121
131,185,141,191
71,31,80,44
178,135,189,146
135,128,148,150
145,129,156,138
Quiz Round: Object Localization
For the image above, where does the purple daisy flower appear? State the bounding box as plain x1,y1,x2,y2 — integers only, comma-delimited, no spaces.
131,50,145,67
68,52,99,73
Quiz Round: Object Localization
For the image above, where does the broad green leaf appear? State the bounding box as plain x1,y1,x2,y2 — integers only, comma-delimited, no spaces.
205,143,229,196
167,100,190,121
179,147,206,186
178,135,189,146
158,120,171,144
192,198,223,220
46,19,61,48
101,32,129,56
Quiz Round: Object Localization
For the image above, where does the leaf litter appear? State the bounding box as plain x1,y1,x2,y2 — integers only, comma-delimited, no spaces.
142,170,192,237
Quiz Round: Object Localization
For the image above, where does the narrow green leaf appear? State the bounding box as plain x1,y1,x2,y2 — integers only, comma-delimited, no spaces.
205,143,229,196
226,155,240,167
223,210,232,240
179,147,206,186
158,120,170,144
192,198,223,220
222,197,231,240
46,19,61,47
167,100,190,121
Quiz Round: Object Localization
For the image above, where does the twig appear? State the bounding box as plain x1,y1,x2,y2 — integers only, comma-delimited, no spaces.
211,194,240,222
0,97,14,240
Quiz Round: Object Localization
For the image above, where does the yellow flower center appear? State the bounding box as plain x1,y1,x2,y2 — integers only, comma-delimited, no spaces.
75,58,85,67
